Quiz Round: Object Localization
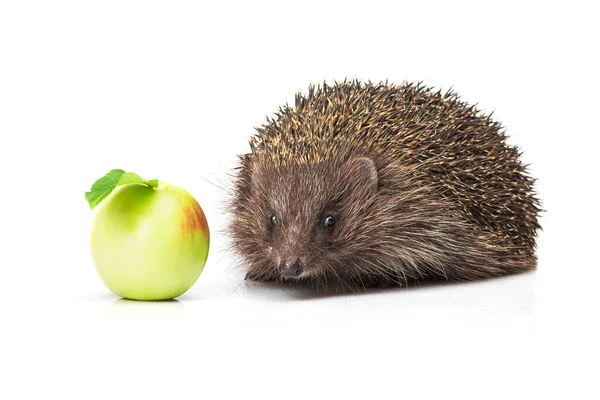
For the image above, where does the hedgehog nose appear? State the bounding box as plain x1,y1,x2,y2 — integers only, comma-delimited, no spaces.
279,259,303,278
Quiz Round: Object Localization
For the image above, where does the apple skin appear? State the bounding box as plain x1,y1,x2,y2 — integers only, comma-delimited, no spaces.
90,182,209,300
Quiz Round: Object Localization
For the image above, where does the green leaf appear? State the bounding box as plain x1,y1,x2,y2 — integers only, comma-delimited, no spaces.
85,169,159,209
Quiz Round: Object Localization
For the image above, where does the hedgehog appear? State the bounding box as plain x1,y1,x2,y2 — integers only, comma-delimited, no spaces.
228,80,541,289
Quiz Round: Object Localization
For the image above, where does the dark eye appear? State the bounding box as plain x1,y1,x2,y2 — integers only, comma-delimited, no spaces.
323,215,335,228
270,215,278,226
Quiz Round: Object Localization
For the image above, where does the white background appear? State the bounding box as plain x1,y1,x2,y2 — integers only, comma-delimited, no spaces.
1,1,598,399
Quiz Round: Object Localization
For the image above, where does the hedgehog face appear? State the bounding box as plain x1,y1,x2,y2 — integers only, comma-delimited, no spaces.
231,156,380,285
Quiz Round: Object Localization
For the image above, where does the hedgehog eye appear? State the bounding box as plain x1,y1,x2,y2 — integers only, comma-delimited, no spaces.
322,215,335,228
270,215,278,226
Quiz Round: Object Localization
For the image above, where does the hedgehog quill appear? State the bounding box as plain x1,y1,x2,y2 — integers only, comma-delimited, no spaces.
229,81,541,289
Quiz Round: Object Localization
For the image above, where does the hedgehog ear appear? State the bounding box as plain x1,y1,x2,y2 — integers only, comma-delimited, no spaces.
345,157,378,194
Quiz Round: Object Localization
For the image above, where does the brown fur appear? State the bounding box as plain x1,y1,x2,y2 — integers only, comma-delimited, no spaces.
228,81,541,289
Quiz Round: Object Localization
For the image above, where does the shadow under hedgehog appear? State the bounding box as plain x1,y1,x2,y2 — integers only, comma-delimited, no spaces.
228,80,541,290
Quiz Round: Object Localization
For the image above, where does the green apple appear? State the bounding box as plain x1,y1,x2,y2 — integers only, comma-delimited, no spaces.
86,170,209,300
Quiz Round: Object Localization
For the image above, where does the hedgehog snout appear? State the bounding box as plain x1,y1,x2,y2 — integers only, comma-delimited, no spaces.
279,259,304,278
